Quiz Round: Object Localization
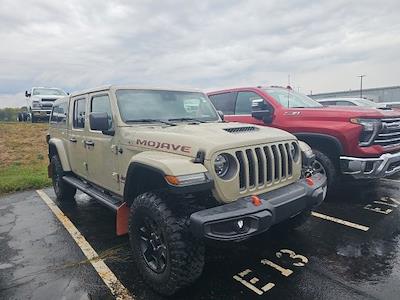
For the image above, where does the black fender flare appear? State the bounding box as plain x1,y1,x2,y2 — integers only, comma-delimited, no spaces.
123,162,214,206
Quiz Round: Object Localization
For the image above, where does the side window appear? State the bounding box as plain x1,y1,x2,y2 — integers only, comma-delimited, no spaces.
208,92,236,115
58,102,68,126
235,92,263,115
321,101,335,105
50,105,59,123
73,98,86,129
91,95,113,130
336,101,355,106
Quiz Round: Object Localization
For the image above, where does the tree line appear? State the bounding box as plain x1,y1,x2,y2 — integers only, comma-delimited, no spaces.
0,107,24,121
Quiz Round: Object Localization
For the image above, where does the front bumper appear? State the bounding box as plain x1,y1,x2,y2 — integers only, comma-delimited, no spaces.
190,173,327,241
340,151,400,179
32,109,52,118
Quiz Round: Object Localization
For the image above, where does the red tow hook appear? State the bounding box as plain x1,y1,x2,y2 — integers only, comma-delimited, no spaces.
306,177,314,186
251,195,262,206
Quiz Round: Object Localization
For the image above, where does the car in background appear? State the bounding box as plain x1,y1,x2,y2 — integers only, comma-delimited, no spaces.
317,98,400,110
25,87,68,122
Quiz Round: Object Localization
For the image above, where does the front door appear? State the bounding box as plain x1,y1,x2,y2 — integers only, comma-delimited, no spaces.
85,93,120,193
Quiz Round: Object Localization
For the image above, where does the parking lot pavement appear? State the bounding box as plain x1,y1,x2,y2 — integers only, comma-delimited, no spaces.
2,178,400,300
0,191,114,300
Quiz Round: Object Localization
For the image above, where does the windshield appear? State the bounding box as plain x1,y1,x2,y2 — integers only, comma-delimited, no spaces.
263,88,323,108
32,88,67,96
116,89,219,123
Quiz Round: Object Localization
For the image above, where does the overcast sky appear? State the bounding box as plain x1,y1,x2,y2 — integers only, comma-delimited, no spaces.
1,0,400,108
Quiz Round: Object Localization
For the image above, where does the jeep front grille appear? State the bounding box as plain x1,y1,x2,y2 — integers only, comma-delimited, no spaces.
375,118,400,148
235,142,294,191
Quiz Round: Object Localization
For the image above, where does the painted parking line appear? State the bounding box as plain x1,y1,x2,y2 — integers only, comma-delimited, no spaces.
233,249,309,295
311,211,369,232
36,190,133,300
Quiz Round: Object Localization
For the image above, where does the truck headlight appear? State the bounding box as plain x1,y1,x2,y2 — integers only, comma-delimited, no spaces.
214,154,230,177
350,118,381,146
32,101,40,108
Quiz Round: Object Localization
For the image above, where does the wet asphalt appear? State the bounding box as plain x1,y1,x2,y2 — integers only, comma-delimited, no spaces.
1,175,400,300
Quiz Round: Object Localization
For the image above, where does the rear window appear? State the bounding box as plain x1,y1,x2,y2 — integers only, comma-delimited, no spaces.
50,102,68,126
208,92,236,115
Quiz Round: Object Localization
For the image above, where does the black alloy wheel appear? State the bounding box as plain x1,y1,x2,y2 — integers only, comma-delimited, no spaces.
137,214,168,273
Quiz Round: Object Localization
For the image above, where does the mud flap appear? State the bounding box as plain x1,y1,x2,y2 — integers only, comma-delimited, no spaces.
116,202,129,236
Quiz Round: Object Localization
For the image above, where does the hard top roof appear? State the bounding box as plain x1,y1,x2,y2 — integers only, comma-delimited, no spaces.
70,85,202,97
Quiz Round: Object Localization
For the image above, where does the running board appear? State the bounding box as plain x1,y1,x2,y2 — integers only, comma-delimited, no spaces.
63,175,123,211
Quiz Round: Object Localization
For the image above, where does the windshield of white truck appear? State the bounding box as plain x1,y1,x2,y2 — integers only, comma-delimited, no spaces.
32,88,67,96
116,89,220,123
264,88,323,108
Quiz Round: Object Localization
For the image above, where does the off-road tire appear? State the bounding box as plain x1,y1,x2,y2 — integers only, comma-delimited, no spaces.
51,155,76,201
31,115,38,123
313,149,338,192
129,192,205,295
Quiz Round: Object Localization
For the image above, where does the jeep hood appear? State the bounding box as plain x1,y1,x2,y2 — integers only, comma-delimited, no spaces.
120,122,296,159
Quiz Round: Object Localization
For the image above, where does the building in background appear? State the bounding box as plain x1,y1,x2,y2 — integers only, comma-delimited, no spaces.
309,86,400,103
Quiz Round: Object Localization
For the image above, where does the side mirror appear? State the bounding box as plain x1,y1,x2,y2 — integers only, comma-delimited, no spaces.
251,99,273,123
217,110,224,121
25,91,31,97
89,112,114,135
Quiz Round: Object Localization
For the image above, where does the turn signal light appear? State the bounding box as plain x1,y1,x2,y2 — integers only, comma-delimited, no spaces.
165,175,180,185
251,195,262,206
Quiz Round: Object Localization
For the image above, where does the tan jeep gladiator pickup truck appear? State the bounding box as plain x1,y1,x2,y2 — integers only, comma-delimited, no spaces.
47,85,327,295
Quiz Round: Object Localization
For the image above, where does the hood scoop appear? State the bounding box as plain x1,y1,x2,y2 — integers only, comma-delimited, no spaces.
223,126,259,134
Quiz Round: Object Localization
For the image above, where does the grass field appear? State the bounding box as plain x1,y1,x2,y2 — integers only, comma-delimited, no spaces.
0,122,51,195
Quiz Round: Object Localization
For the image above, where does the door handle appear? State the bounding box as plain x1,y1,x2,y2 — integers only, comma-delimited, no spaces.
69,138,77,143
85,140,95,147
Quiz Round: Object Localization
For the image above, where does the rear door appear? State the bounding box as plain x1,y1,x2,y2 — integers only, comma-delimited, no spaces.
86,92,120,193
68,96,89,179
209,90,266,125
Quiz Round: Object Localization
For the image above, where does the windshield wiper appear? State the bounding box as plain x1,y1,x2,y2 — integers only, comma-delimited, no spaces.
167,117,206,123
125,118,176,126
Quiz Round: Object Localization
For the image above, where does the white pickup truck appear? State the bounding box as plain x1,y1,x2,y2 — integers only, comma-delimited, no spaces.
25,87,67,122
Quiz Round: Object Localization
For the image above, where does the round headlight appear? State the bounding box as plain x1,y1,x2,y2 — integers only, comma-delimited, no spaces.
214,154,230,177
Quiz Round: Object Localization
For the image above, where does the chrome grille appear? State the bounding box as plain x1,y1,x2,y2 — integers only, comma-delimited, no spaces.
41,102,54,108
235,142,294,191
375,118,400,148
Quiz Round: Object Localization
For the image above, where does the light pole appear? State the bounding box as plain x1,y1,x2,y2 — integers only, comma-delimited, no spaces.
357,75,366,98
